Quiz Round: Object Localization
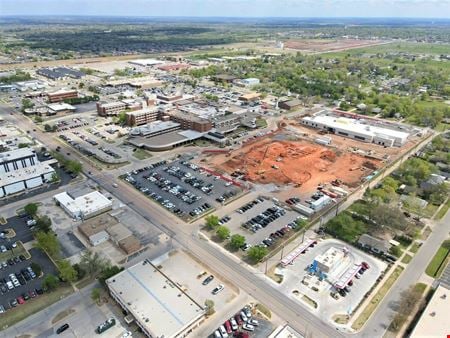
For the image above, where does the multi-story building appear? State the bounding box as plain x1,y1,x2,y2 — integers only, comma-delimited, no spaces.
107,259,205,338
96,101,128,116
0,148,56,197
125,107,159,126
47,89,78,103
163,109,212,132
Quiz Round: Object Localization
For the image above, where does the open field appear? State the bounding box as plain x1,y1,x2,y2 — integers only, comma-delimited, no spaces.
284,39,386,53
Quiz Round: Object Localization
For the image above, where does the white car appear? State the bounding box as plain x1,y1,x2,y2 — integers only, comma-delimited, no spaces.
249,319,259,326
219,325,228,338
230,317,238,331
240,311,248,322
242,324,255,332
121,331,132,338
212,284,224,295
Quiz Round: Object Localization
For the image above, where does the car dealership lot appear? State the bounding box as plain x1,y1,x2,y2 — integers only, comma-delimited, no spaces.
123,157,244,221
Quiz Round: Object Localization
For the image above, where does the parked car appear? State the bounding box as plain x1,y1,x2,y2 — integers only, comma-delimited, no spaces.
212,284,224,295
202,275,214,286
56,323,70,334
242,324,255,332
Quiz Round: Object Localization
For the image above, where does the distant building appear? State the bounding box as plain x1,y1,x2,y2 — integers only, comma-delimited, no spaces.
54,191,112,220
279,99,303,110
238,92,261,102
129,121,181,138
47,89,78,103
212,114,240,133
239,78,260,86
212,74,237,83
157,63,190,72
0,148,56,197
47,102,76,114
96,101,127,116
37,67,85,80
164,110,212,132
107,259,205,338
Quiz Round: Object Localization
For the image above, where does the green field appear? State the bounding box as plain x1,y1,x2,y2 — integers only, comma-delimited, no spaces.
132,148,152,160
425,239,450,278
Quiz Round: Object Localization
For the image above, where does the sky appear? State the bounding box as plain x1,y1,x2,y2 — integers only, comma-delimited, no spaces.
0,0,450,18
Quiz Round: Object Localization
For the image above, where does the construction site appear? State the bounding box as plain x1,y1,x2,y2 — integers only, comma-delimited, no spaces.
204,132,380,197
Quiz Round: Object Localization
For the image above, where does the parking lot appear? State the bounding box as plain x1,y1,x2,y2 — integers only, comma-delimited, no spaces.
0,248,58,313
209,304,273,338
274,238,386,324
123,157,244,221
217,197,305,249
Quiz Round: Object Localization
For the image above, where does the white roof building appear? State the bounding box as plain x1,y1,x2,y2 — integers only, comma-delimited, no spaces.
301,114,410,147
107,259,205,338
54,191,112,220
129,59,164,67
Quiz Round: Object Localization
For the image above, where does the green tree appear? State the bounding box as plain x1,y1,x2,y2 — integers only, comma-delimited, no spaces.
50,172,60,183
91,288,102,304
99,265,123,285
230,234,246,250
31,262,42,277
247,246,268,263
35,231,60,258
79,250,108,277
117,111,127,125
36,215,52,233
21,98,34,111
58,260,78,282
42,274,59,291
216,226,230,241
205,214,220,229
66,160,82,174
204,299,215,316
24,203,38,216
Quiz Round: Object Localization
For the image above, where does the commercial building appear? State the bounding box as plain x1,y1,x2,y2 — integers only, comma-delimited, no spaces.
126,107,159,126
128,129,203,152
54,191,112,220
128,59,164,67
129,121,181,138
157,63,190,72
279,99,303,110
0,148,56,197
212,114,240,133
164,110,212,132
301,113,410,147
37,67,85,80
313,247,346,273
15,80,46,92
96,101,128,116
238,78,260,87
107,259,205,338
238,92,261,102
47,89,78,103
47,103,76,114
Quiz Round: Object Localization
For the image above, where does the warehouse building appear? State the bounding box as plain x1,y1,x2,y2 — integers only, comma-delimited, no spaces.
37,67,85,80
301,114,409,147
107,259,205,338
54,191,112,220
47,89,78,103
0,148,56,197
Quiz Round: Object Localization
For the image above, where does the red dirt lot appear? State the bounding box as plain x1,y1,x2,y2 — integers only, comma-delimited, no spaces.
210,138,380,194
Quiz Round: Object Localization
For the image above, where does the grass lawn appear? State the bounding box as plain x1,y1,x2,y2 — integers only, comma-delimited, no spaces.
352,266,404,331
435,199,450,220
132,148,152,160
410,242,421,254
256,118,268,128
401,254,413,264
425,239,450,278
0,285,74,329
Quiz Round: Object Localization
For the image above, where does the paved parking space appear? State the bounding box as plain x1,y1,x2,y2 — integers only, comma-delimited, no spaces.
221,197,303,247
0,216,34,245
0,248,58,311
124,157,244,221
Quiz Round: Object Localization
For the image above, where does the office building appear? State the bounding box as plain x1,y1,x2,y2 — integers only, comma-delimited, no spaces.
126,107,159,126
0,148,56,197
47,89,78,103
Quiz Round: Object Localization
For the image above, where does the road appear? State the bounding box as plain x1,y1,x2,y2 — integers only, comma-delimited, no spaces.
359,210,450,337
1,105,343,337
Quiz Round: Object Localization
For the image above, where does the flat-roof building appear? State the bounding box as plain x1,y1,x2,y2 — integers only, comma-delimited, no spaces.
37,67,85,80
54,191,112,220
126,107,159,126
164,109,212,132
96,101,128,116
47,89,78,103
129,120,181,138
314,247,346,273
0,148,56,197
47,102,76,114
107,259,205,338
301,113,410,147
279,99,303,110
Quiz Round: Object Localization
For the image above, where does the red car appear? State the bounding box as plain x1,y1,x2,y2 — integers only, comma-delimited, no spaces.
235,314,243,325
234,332,249,338
348,280,353,286
224,320,232,334
29,290,37,298
17,296,25,305
362,262,370,269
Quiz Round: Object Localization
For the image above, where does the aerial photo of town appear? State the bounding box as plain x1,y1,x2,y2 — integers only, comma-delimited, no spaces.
0,1,449,338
